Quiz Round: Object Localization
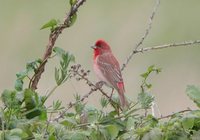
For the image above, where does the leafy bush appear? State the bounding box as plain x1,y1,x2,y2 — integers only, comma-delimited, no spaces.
1,57,200,139
1,0,200,139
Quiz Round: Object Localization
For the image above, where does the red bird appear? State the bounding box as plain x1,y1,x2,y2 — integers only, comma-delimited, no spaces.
91,39,128,109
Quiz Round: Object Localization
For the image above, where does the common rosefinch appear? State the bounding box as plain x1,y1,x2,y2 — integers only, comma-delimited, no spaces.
91,39,128,109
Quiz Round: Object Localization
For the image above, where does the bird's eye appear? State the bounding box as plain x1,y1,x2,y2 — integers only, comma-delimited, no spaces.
97,45,102,48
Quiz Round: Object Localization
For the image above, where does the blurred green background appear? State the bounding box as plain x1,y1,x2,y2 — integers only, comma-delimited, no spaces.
0,0,200,116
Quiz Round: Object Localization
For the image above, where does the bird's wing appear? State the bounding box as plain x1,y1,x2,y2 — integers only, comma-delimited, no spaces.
96,53,123,89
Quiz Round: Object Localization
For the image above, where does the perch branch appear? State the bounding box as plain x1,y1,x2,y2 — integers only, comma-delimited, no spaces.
30,0,86,90
53,65,121,121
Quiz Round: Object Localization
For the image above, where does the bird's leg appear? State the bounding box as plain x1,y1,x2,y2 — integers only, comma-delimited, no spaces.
109,88,114,101
96,81,104,88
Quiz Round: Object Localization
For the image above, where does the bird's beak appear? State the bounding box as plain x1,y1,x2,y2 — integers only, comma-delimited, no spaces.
91,45,97,49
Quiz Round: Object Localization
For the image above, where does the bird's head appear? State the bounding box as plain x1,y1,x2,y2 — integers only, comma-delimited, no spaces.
91,39,112,58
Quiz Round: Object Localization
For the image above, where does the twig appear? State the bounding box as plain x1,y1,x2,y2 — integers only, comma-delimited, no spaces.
134,40,200,54
121,0,160,71
53,89,94,122
76,102,141,128
30,0,86,90
53,65,122,121
74,66,122,110
158,108,192,120
70,65,111,100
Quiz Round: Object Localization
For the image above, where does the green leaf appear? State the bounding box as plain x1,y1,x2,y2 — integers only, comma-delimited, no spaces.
1,90,22,109
69,131,90,140
85,106,99,123
26,59,42,72
15,70,28,91
15,58,42,91
140,72,148,79
55,68,61,85
100,97,109,108
15,79,23,91
182,116,194,130
148,65,155,72
49,135,56,140
140,65,161,80
186,85,200,108
53,100,64,110
69,53,75,63
53,47,66,58
142,128,162,140
54,48,75,86
61,118,77,128
74,103,85,115
69,13,77,27
111,94,120,104
146,83,152,89
40,19,58,30
9,128,28,139
106,125,119,140
16,71,27,80
138,92,154,109
156,68,162,73
126,117,136,130
4,134,21,140
24,89,45,119
70,0,77,6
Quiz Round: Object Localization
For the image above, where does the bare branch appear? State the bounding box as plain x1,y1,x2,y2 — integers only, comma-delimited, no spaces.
30,0,86,90
134,40,200,54
158,108,192,120
53,83,118,122
53,89,94,122
121,0,160,71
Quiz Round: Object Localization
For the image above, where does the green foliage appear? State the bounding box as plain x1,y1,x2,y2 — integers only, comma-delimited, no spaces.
68,13,77,27
70,0,77,6
0,0,200,139
15,59,42,91
100,97,109,108
68,0,78,27
138,92,154,109
1,57,200,140
140,65,161,91
53,47,75,86
40,19,59,31
1,90,22,109
23,89,46,119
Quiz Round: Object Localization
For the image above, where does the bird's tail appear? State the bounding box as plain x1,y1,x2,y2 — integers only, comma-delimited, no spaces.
117,82,129,110
118,92,129,110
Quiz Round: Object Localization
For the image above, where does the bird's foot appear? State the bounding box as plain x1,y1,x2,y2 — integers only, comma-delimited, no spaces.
95,81,104,88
